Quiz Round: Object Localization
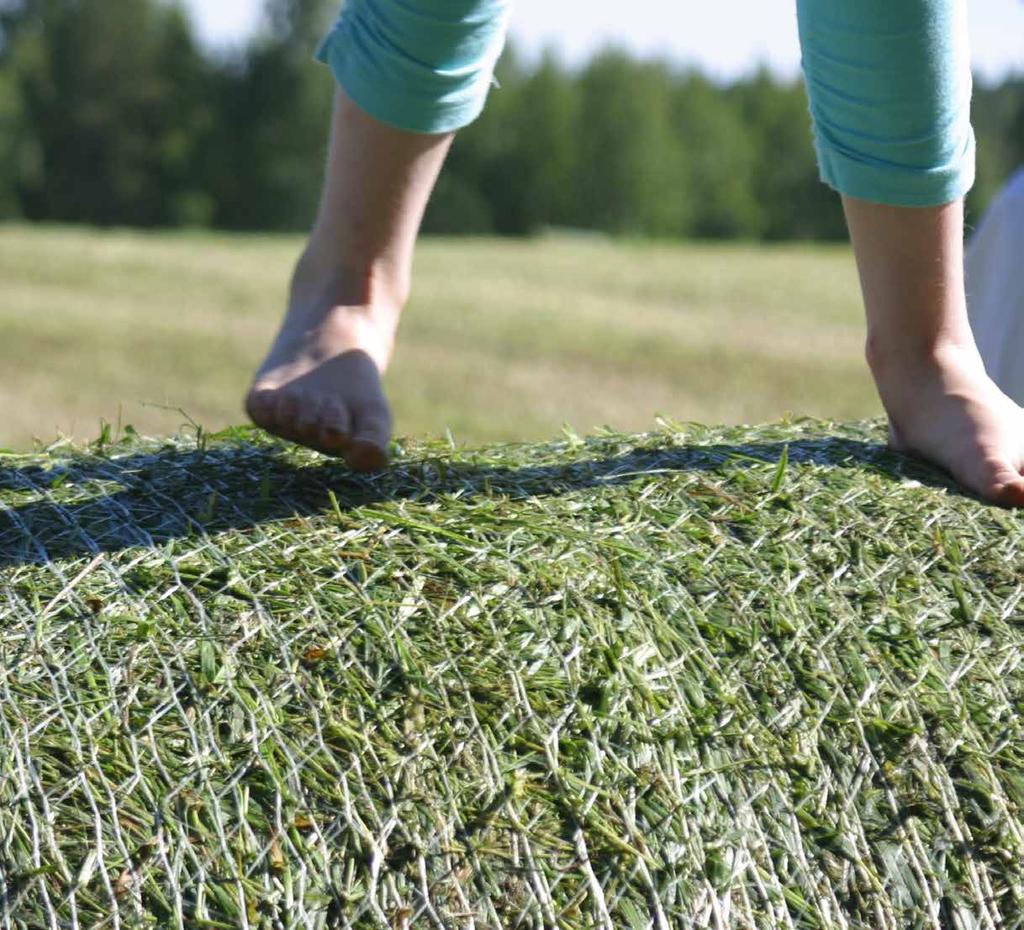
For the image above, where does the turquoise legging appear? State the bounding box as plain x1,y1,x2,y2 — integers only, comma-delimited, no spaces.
315,0,974,208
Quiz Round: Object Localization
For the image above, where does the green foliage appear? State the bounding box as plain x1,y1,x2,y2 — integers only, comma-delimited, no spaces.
0,0,1022,238
969,76,1024,229
572,52,688,235
200,0,336,230
427,47,582,235
733,70,847,241
0,60,34,217
3,0,216,225
673,73,761,238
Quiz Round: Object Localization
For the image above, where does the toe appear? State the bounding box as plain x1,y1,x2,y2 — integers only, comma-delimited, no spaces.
988,473,1024,508
269,390,312,445
274,390,301,428
245,387,278,430
347,440,389,473
348,403,392,473
976,458,1024,508
318,399,354,454
293,396,326,446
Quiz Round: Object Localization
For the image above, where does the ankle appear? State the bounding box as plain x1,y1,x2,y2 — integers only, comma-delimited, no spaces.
292,238,411,315
864,328,980,379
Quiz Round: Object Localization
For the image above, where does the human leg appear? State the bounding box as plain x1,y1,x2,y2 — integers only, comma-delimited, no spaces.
845,196,1024,505
245,88,454,471
797,0,1024,505
246,0,511,470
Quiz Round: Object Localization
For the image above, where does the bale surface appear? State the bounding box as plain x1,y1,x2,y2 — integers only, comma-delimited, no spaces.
1,418,1022,930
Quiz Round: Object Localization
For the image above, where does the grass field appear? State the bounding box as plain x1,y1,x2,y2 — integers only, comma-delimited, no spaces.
0,224,880,452
2,420,1023,928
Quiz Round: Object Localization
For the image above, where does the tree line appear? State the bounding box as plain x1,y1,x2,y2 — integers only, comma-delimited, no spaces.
1,0,1021,240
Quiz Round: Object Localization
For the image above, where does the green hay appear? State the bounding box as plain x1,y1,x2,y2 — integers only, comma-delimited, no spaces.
1,417,1023,929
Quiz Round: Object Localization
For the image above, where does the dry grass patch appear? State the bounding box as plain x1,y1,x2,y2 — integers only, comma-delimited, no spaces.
0,225,879,450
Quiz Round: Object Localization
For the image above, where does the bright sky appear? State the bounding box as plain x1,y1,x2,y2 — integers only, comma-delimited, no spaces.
183,0,1023,82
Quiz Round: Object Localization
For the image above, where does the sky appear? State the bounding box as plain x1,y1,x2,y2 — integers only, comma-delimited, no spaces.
183,0,1023,82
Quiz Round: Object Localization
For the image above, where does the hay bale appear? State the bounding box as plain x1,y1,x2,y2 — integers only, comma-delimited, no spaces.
1,418,1022,929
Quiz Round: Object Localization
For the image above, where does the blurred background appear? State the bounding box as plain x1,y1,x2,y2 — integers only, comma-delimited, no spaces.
1,0,1021,449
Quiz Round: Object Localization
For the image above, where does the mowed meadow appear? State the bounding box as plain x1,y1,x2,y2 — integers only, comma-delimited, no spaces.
0,224,880,450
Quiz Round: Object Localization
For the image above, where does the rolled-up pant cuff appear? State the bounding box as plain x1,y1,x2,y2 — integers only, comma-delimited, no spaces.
798,0,976,208
315,0,511,135
813,129,976,208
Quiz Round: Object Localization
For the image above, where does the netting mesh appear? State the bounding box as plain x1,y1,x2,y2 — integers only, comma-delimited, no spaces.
1,418,1023,929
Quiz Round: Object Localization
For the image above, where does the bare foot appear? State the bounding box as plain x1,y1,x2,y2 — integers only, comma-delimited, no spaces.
244,256,400,472
869,340,1024,507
